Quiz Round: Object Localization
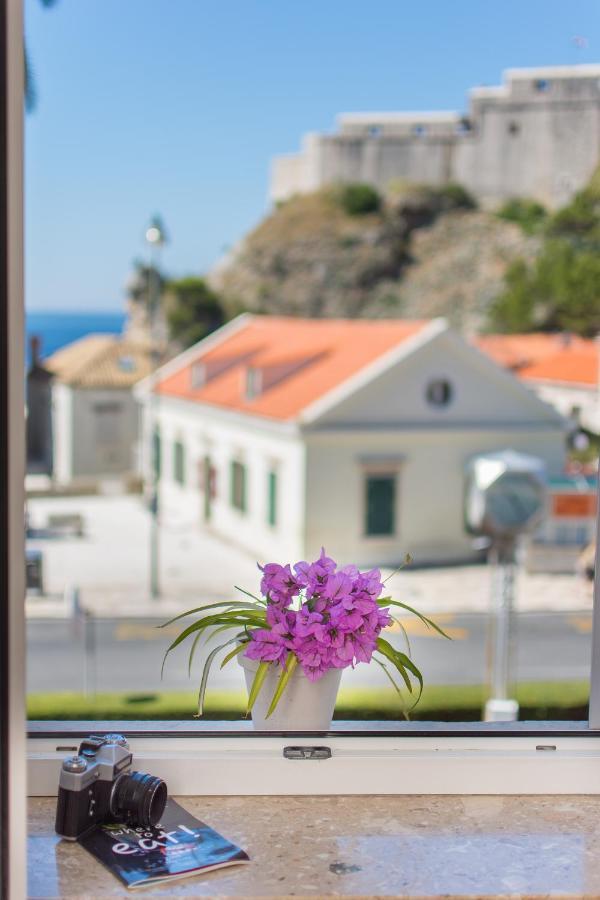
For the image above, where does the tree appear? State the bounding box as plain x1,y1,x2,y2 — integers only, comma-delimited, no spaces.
165,276,226,349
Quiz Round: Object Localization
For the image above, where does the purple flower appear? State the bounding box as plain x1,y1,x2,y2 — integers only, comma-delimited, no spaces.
247,550,394,679
294,547,336,594
258,562,301,606
245,628,289,666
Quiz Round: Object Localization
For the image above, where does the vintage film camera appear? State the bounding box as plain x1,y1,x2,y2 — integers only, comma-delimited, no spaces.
55,733,167,840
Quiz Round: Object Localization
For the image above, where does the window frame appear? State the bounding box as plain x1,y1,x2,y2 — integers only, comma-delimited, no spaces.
267,467,277,527
8,0,600,807
172,437,186,485
230,458,247,513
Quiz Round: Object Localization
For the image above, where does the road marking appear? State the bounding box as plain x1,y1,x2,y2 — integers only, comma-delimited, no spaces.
115,623,181,641
387,615,468,640
568,615,593,634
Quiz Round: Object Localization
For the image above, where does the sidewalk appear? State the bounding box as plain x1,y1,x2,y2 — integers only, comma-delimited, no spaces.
26,494,593,619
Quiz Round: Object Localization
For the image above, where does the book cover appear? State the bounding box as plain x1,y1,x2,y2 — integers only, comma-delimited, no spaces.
79,799,250,889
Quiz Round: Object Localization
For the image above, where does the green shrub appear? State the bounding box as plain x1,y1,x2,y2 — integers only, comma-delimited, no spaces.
436,182,477,210
338,183,382,216
497,198,547,234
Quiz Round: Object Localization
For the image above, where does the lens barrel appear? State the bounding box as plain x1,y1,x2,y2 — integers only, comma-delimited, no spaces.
110,771,167,827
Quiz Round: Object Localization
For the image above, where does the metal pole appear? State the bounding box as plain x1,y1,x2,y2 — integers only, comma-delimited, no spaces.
148,245,161,600
484,538,519,722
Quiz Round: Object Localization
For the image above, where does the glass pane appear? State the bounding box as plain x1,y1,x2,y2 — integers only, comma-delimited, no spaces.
25,0,598,730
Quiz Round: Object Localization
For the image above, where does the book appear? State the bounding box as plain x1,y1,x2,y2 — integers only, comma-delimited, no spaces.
79,798,250,889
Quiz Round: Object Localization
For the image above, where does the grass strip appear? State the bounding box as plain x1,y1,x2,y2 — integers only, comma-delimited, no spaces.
27,680,590,721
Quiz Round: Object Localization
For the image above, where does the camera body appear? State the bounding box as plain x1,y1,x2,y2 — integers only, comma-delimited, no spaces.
55,733,167,841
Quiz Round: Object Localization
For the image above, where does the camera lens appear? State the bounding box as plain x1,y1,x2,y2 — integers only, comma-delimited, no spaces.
110,771,167,827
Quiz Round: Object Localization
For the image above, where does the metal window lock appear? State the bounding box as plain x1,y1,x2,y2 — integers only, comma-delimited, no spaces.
283,746,332,760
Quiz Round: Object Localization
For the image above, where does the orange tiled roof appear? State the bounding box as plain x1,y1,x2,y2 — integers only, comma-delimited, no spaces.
477,333,598,386
157,316,429,421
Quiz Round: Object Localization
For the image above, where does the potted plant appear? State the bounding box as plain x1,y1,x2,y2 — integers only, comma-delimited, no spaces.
161,549,449,730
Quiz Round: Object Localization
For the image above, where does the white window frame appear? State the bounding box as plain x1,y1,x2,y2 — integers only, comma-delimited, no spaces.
5,0,600,826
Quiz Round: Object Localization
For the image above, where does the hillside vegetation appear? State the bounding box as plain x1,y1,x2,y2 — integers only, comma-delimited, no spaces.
208,171,600,338
210,183,539,333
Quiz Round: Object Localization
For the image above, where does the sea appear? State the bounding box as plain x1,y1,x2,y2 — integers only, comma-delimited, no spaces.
25,310,126,367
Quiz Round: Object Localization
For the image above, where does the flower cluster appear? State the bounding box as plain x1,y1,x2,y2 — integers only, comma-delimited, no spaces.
245,549,391,681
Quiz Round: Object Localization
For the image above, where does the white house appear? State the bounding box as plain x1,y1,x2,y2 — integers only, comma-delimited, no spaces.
136,315,567,568
478,334,600,435
45,334,153,486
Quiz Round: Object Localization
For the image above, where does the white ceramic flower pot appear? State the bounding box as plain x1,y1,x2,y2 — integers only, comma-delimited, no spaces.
238,653,342,731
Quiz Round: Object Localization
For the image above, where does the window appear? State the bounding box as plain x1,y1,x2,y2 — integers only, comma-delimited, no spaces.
231,460,247,512
426,378,453,407
152,428,161,478
19,0,600,776
508,120,520,136
365,475,396,536
534,78,551,92
267,469,277,527
173,439,186,485
94,401,122,445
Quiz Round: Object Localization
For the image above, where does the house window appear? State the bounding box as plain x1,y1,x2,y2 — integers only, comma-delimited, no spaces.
173,440,186,485
152,428,161,478
426,378,453,407
267,469,277,527
413,123,427,137
365,474,396,536
534,78,551,92
231,460,247,512
94,401,122,445
508,120,520,136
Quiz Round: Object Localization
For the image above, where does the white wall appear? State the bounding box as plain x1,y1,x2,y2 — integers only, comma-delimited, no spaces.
303,426,566,568
316,330,563,429
52,385,140,484
51,382,73,483
526,381,600,434
148,399,307,564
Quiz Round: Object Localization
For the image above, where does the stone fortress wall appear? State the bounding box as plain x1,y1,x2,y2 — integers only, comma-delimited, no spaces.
270,65,600,209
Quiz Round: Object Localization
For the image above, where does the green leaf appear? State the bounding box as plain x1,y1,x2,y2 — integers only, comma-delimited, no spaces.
187,631,203,677
265,653,298,719
378,598,451,640
234,585,266,604
161,610,266,677
158,600,263,629
195,635,242,717
220,641,248,670
246,661,270,715
372,655,409,720
382,553,413,584
376,637,412,693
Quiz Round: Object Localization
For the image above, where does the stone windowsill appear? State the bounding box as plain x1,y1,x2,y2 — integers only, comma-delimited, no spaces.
29,793,600,898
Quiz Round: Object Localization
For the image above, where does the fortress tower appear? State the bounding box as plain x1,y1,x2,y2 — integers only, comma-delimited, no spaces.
270,65,600,209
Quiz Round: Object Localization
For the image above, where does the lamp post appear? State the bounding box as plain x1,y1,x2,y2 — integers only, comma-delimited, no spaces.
145,215,167,600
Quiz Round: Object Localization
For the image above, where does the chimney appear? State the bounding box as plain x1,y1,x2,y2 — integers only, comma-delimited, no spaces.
29,335,41,367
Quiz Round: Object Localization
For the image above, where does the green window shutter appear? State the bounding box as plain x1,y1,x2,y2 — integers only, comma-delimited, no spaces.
366,475,395,536
152,429,161,479
173,441,185,485
267,470,277,527
231,461,247,512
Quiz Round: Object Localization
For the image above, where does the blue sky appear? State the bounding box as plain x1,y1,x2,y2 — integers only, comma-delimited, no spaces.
25,0,599,311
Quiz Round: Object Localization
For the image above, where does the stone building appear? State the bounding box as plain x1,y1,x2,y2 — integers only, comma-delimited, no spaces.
271,65,600,209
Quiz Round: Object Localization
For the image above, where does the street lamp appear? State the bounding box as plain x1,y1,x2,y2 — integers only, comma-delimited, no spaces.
146,215,167,600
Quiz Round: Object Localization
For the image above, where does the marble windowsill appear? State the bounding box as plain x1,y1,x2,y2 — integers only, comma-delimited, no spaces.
29,794,600,898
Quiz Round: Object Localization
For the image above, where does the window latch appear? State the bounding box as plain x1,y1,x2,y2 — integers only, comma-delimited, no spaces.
283,745,332,760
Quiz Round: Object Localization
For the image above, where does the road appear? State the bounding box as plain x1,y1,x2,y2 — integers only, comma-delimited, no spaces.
26,610,592,695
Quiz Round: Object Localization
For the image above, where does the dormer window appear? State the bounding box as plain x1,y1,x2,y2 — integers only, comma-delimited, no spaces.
245,367,262,400
191,362,206,389
117,356,136,372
